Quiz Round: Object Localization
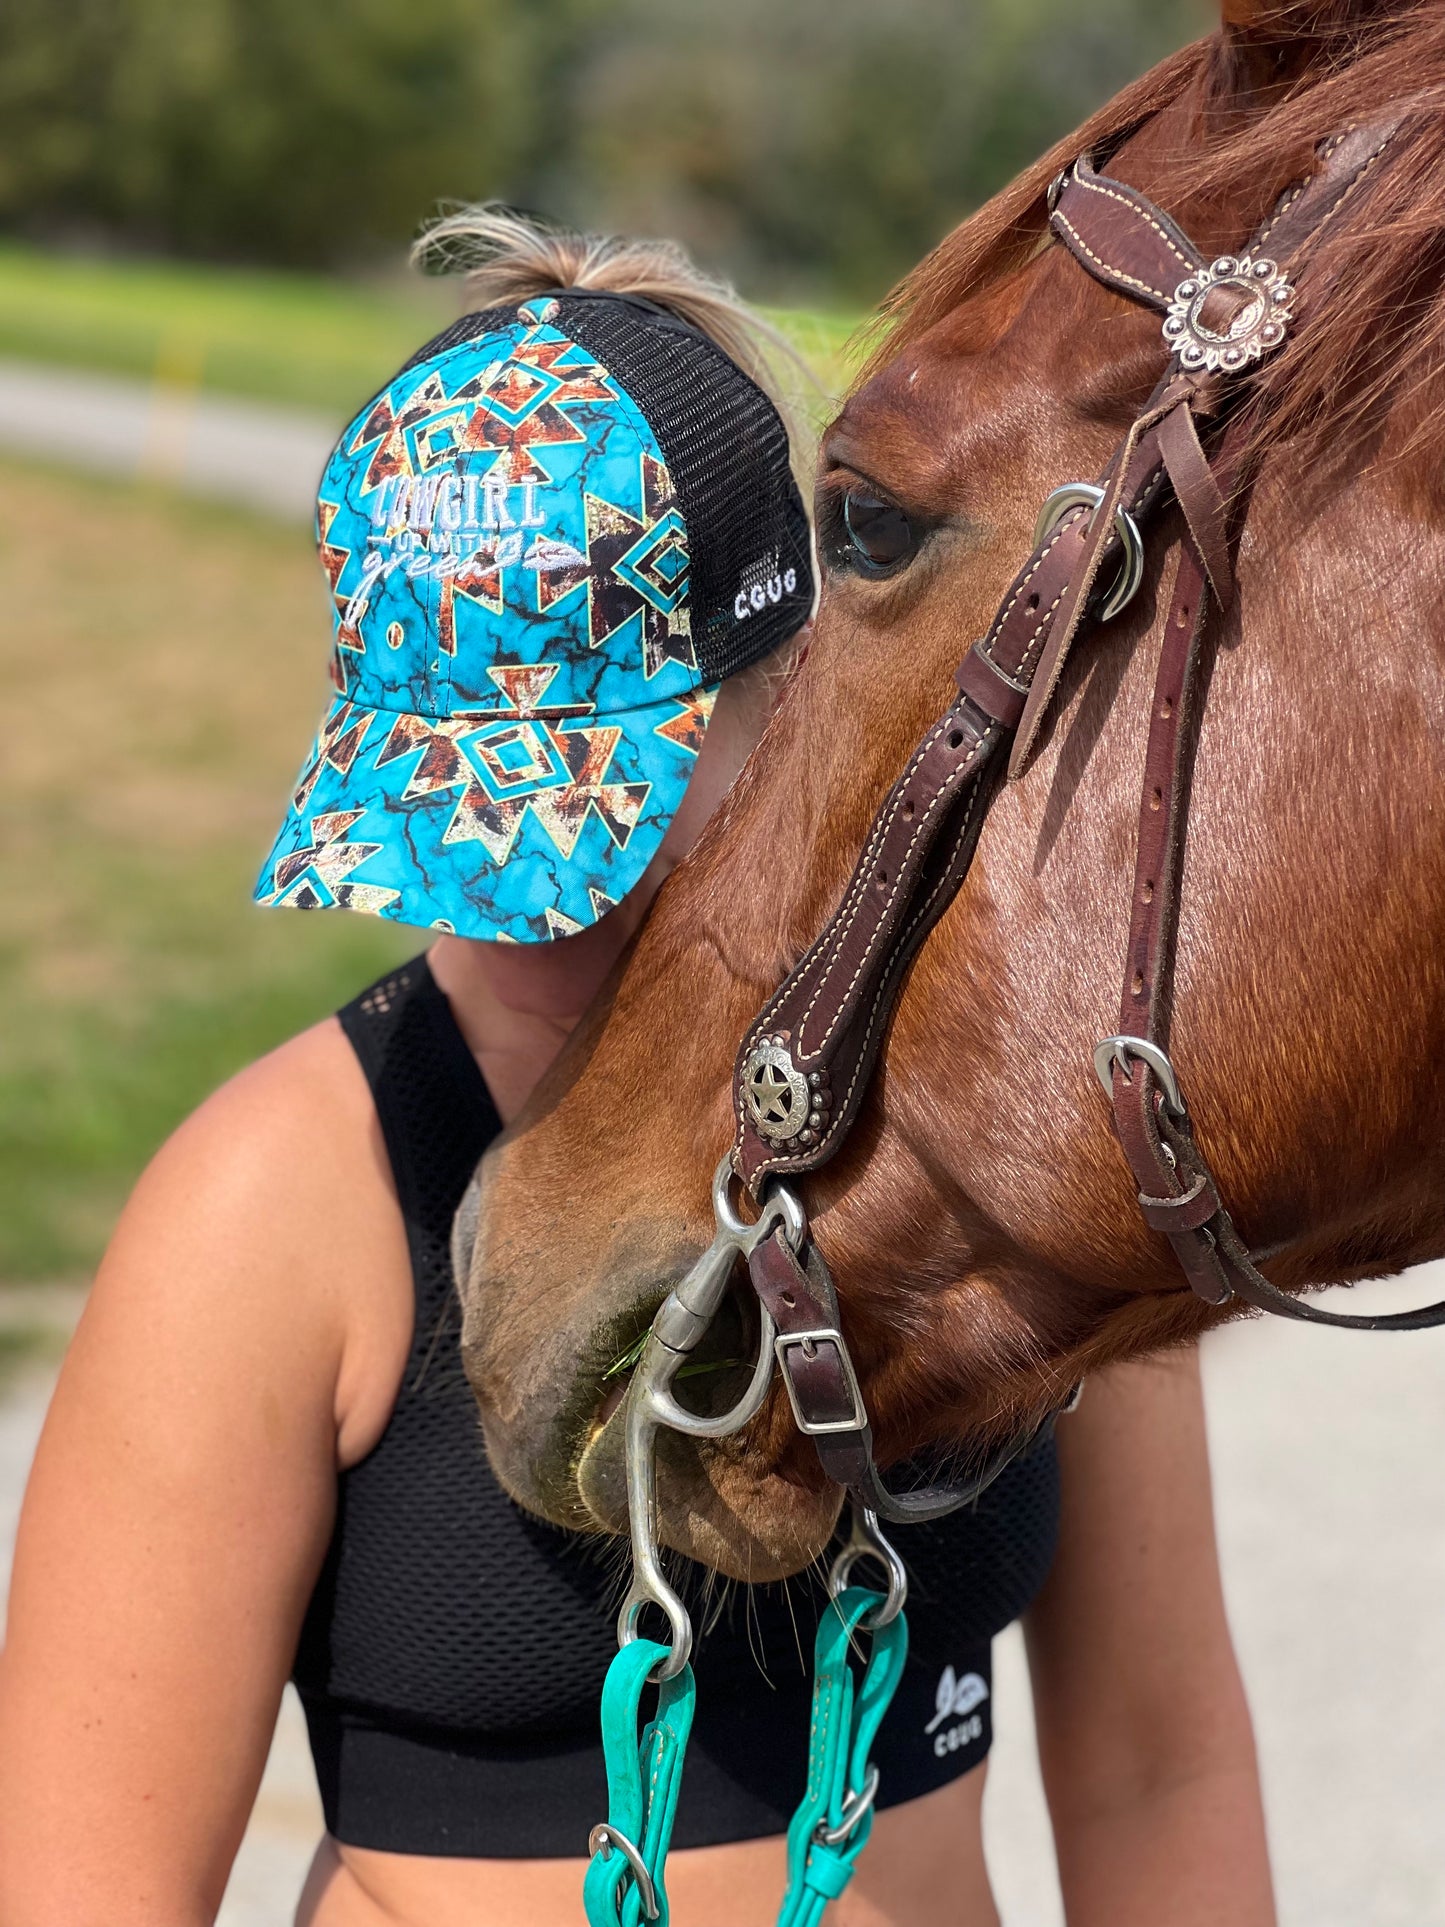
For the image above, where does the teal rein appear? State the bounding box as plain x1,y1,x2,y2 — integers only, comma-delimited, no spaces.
584,1640,696,1927
780,1587,909,1926
588,1162,910,1922
583,1585,909,1925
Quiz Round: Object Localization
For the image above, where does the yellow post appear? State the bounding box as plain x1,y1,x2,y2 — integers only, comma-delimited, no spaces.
138,328,207,485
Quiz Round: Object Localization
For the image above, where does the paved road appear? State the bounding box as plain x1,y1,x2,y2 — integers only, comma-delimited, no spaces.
4,1269,1443,1925
0,358,335,521
985,1271,1445,1927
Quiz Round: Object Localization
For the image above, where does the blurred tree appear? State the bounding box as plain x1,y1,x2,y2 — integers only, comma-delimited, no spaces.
0,0,555,264
0,0,1213,300
527,0,1213,300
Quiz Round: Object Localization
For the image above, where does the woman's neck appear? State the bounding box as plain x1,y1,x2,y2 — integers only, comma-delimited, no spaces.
421,663,778,1121
426,914,646,1125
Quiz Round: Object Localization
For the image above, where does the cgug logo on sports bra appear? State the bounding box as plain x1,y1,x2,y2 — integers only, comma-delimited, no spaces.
924,1664,990,1758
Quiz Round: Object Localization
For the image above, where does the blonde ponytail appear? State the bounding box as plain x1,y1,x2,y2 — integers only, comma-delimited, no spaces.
412,203,813,468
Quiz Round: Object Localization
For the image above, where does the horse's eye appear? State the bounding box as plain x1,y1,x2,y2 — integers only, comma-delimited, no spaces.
839,489,916,575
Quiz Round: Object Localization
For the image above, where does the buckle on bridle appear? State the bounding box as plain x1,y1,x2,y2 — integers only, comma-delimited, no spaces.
1033,483,1145,622
774,1327,869,1436
1093,1034,1187,1118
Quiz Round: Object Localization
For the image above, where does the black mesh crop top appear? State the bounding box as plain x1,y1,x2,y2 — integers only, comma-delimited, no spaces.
291,957,1061,1858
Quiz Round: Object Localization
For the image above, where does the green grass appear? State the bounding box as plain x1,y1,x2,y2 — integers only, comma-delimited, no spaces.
0,240,452,420
0,241,864,422
769,306,867,406
0,457,411,1282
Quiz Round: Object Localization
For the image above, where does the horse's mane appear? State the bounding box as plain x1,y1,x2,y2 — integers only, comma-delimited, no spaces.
870,2,1445,473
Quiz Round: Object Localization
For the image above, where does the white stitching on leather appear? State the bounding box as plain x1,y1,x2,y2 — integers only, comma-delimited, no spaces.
1016,578,1071,679
795,728,950,1049
1290,135,1391,264
1252,177,1307,251
1255,128,1386,252
749,773,988,1177
985,512,1075,645
824,774,988,1132
1073,171,1197,275
1053,207,1170,304
798,720,993,1056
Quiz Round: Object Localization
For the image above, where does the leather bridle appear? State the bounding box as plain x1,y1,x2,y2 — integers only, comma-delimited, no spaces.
727,114,1445,1526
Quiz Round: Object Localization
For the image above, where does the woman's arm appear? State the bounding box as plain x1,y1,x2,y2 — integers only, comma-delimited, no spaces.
0,1022,410,1927
1025,1348,1274,1927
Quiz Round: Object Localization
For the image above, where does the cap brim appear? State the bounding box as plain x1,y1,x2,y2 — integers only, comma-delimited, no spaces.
254,684,716,943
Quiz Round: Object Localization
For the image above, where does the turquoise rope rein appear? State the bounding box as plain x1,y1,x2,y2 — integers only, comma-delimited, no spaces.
584,1588,908,1925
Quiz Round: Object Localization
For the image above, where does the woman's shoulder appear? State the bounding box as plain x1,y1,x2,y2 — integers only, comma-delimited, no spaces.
158,1008,389,1187
142,1018,392,1263
98,1015,414,1466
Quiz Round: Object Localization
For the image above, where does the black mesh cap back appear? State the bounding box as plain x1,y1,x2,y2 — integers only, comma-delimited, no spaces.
376,291,813,686
552,293,814,685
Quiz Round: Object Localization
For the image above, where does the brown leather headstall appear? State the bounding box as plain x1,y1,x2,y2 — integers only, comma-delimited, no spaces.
727,113,1445,1525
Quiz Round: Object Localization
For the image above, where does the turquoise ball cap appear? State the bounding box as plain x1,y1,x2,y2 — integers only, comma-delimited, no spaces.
256,303,744,943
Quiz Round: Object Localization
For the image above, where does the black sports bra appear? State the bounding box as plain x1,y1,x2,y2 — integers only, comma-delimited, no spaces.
291,958,1060,1857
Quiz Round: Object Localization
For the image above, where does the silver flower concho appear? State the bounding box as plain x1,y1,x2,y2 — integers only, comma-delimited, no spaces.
1162,255,1294,375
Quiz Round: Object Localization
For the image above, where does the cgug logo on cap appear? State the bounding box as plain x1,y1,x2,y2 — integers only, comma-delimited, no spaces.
734,552,800,622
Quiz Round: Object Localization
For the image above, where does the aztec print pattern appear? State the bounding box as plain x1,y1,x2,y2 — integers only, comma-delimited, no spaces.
256,320,715,943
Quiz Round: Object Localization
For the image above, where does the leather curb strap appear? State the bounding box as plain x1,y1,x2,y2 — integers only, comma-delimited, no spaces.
747,1229,1061,1524
728,110,1445,1515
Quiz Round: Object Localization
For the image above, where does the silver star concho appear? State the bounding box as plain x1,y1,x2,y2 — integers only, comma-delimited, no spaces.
1162,255,1293,375
742,1038,811,1143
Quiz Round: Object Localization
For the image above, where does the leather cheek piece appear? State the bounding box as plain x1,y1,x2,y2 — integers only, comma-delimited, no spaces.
955,643,1030,728
749,1227,836,1332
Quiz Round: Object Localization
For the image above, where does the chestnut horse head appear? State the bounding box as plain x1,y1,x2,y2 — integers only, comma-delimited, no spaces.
458,0,1445,1580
